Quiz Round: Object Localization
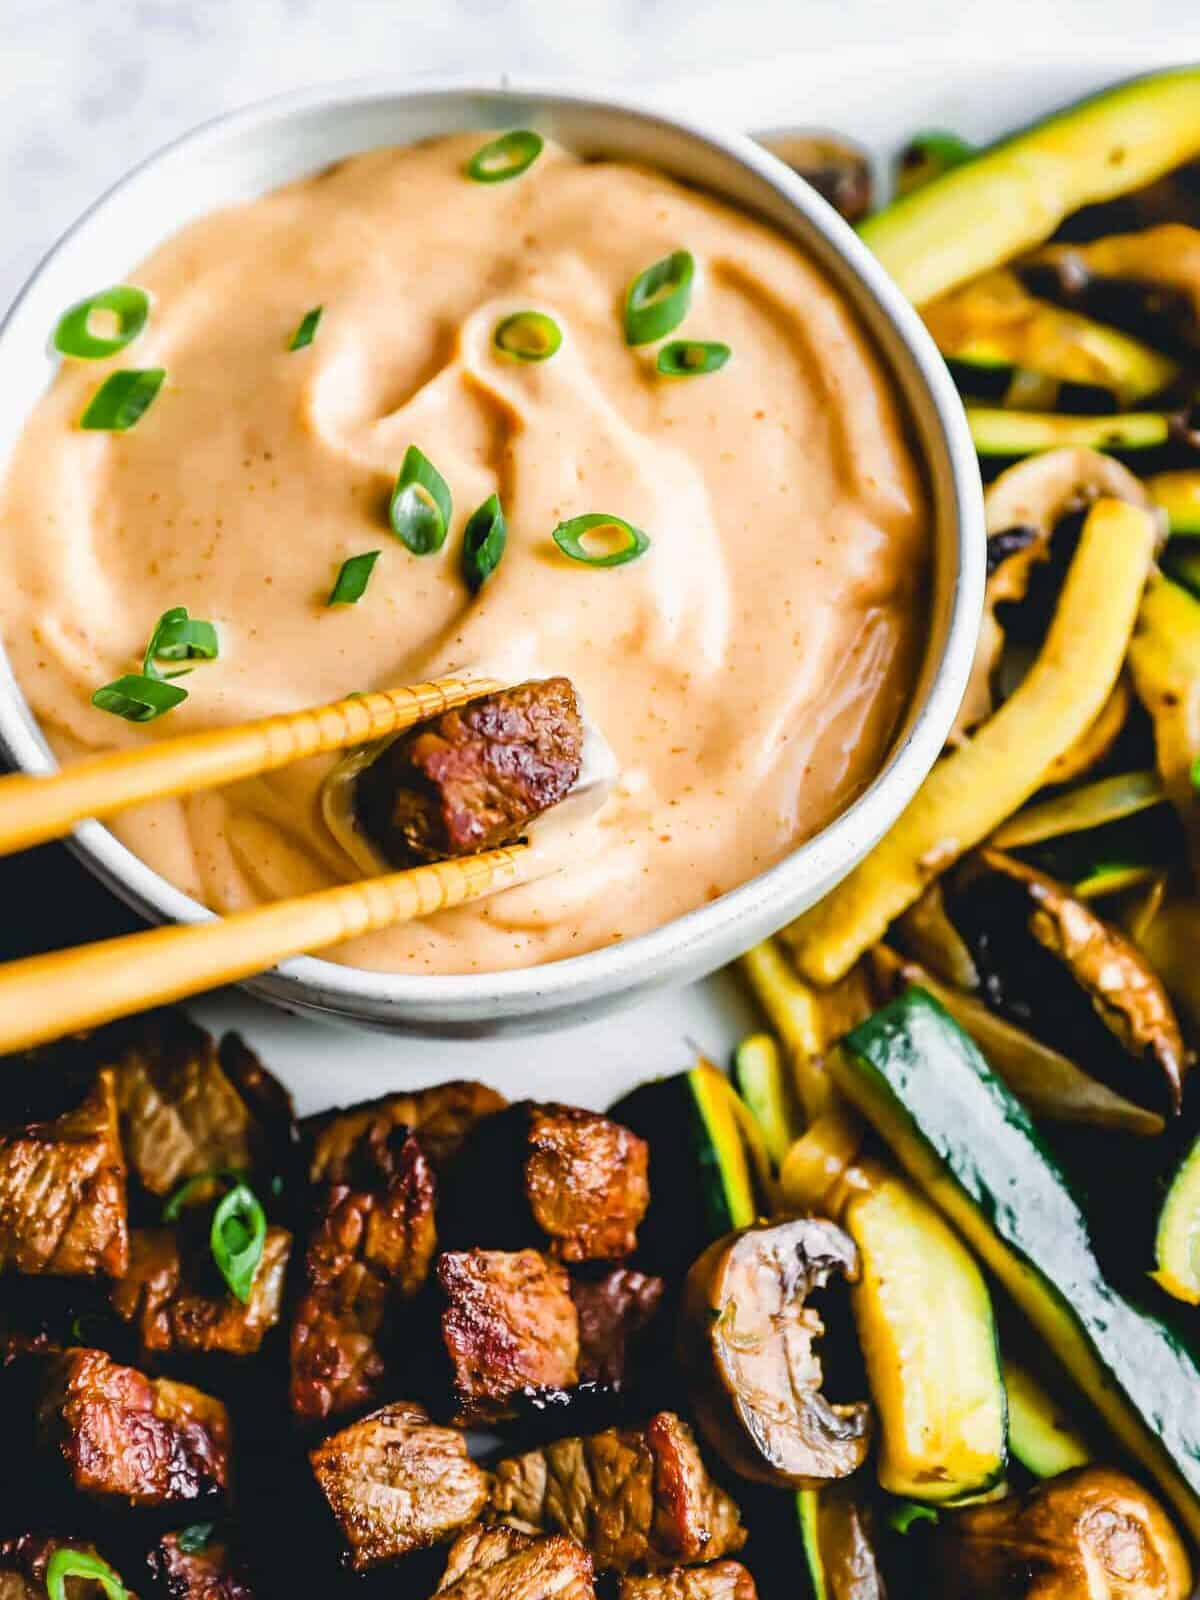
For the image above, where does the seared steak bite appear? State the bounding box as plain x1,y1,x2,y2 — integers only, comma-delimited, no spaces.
215,1033,297,1179
112,1014,260,1198
438,1250,579,1424
309,1402,490,1571
0,1069,127,1279
446,1103,650,1263
489,1412,746,1573
147,1530,254,1600
618,1565,758,1600
0,1536,129,1600
307,1081,507,1182
571,1270,665,1389
436,1525,594,1599
112,1227,291,1358
290,1129,436,1422
354,678,583,866
37,1348,231,1506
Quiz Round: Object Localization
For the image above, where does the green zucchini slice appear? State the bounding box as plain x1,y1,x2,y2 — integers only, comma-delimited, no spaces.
733,1032,803,1167
861,67,1200,304
1003,1358,1092,1478
1148,470,1200,535
843,1166,1007,1502
1154,1132,1200,1305
834,986,1200,1541
967,405,1173,461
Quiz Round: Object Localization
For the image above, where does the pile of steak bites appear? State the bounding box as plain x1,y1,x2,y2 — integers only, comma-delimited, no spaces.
0,1010,757,1600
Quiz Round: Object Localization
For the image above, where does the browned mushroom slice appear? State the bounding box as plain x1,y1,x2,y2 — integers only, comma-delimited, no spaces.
953,849,1189,1112
930,1466,1192,1600
952,448,1154,743
680,1218,872,1487
757,132,873,223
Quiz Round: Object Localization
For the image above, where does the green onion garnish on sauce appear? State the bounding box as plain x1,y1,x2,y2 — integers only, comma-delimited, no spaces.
211,1181,266,1303
328,550,380,605
91,675,188,722
46,1549,128,1600
553,512,650,568
54,285,150,360
93,605,219,723
289,306,323,350
657,339,730,377
467,130,543,183
494,310,562,362
462,493,507,592
624,250,695,346
79,368,165,431
390,445,452,555
144,606,219,671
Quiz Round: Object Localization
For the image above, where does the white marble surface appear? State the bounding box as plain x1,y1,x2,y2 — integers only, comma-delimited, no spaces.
3,0,1198,316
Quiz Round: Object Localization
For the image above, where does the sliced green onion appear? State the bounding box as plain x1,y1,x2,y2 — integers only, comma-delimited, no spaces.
143,606,219,674
289,306,323,351
895,129,975,196
624,250,694,346
175,1526,215,1555
46,1549,128,1600
80,368,165,431
91,674,188,723
211,1182,266,1304
887,1501,939,1536
54,286,150,360
552,512,650,568
462,493,507,592
494,310,562,363
467,130,543,183
390,445,452,555
328,550,380,605
162,1168,245,1224
656,339,730,377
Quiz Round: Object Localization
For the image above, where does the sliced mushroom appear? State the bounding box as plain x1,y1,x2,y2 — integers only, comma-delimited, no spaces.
930,1466,1192,1600
680,1217,872,1487
757,131,873,223
953,449,1155,742
951,849,1189,1113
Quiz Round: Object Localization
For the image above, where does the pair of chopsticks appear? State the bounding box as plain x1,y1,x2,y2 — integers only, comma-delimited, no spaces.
0,676,541,1054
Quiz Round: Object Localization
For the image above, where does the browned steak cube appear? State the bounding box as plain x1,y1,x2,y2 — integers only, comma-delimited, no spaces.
37,1348,231,1506
489,1412,746,1573
290,1130,436,1422
439,1250,579,1424
112,1227,291,1357
436,1525,594,1599
308,1081,506,1181
112,1013,259,1198
215,1033,297,1176
619,1565,758,1600
0,1536,130,1600
0,1069,127,1278
309,1402,490,1571
147,1530,254,1600
570,1270,664,1388
525,1106,649,1263
354,678,583,865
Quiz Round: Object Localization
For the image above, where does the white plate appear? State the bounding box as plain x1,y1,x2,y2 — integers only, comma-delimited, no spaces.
30,48,1186,1114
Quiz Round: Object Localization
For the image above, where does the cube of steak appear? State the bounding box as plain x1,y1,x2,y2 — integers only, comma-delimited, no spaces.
439,1250,579,1424
619,1565,758,1600
0,1536,129,1600
290,1130,436,1422
215,1033,297,1178
147,1529,254,1600
571,1271,664,1389
309,1402,490,1571
112,1227,291,1357
0,1069,127,1278
525,1106,650,1263
436,1525,594,1600
37,1348,231,1506
489,1412,746,1573
307,1080,506,1182
354,678,583,866
112,1013,258,1197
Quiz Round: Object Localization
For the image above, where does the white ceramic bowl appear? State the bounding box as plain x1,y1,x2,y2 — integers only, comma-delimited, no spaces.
0,77,984,1036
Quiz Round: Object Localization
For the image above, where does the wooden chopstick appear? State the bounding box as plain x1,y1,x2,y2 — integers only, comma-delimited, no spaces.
0,843,536,1054
0,674,503,857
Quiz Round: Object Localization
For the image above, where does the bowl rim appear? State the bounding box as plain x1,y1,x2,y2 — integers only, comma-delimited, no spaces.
0,72,985,1020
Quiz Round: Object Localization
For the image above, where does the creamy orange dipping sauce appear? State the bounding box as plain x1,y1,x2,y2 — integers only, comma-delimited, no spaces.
0,134,929,974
